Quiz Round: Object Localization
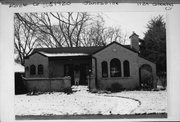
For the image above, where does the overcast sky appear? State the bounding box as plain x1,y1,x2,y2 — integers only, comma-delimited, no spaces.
99,12,166,39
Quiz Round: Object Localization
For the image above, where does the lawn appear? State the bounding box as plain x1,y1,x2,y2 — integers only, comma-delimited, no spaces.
15,86,167,116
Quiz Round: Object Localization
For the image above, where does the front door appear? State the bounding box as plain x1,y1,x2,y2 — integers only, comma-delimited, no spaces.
80,64,89,85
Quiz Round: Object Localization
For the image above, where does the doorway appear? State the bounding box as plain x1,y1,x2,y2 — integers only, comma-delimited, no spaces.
80,64,89,85
139,64,153,90
64,64,74,85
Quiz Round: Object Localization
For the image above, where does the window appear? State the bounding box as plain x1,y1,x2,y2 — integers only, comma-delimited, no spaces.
110,58,121,77
101,61,108,78
38,64,43,75
123,60,130,77
30,65,36,75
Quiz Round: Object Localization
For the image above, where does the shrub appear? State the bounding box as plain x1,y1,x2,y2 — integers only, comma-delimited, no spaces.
27,88,40,95
105,87,112,92
110,83,124,92
134,85,141,91
141,76,153,91
63,87,73,94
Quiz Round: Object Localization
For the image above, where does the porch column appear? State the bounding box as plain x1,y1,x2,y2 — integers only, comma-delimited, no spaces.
89,58,96,90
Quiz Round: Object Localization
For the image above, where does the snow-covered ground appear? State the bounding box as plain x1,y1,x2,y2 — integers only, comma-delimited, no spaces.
15,86,167,116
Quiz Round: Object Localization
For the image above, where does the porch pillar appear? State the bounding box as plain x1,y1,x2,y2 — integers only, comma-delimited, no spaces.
89,58,96,90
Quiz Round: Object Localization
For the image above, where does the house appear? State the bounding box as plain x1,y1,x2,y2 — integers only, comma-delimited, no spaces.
24,32,157,92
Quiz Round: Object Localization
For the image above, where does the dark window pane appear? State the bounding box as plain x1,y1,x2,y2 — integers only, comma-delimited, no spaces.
38,64,43,75
123,60,130,77
102,61,108,78
30,65,36,75
110,58,121,77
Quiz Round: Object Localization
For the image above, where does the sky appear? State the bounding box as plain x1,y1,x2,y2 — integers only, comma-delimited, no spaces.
46,11,166,40
98,12,166,39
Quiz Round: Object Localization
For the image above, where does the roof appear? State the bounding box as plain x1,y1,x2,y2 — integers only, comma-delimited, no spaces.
26,41,138,58
91,41,139,55
39,52,89,57
32,46,103,54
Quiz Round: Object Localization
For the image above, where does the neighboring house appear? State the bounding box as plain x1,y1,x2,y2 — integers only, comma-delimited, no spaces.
15,62,26,94
24,32,156,92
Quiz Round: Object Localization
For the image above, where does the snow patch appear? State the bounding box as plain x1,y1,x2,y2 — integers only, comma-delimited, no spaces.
15,86,167,116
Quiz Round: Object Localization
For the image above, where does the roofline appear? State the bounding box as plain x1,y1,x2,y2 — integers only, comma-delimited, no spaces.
24,51,48,59
138,55,156,64
91,41,138,55
25,51,92,59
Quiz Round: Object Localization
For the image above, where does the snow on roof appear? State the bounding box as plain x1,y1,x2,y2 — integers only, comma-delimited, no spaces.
39,51,89,57
15,62,24,72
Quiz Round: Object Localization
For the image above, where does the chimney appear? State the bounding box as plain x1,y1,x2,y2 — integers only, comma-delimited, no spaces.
129,32,139,52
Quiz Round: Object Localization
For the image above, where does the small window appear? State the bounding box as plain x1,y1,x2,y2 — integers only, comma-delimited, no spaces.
110,58,121,77
101,61,108,78
38,64,43,75
30,65,36,75
123,60,130,77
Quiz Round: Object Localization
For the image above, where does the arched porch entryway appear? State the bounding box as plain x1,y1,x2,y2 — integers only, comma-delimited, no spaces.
139,64,153,90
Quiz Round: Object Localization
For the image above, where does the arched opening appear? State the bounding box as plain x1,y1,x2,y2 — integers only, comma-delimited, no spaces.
123,60,130,77
139,64,153,90
38,64,44,75
102,61,108,78
110,58,121,77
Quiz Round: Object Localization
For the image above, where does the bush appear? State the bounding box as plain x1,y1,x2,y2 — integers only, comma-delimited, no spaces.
141,76,153,91
63,87,73,94
26,88,42,95
110,83,124,92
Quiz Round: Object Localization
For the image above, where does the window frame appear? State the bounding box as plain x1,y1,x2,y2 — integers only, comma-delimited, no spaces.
110,58,121,77
38,64,44,75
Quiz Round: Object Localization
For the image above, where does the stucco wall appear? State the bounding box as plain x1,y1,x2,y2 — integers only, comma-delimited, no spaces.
24,77,71,92
25,53,49,78
92,43,139,89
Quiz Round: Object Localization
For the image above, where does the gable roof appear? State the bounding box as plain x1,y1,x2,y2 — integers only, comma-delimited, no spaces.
26,46,104,58
91,41,139,55
33,46,103,54
26,41,138,59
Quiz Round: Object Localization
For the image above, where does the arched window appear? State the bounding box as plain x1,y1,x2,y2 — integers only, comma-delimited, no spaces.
123,60,130,77
101,61,108,78
30,65,36,75
38,64,44,75
110,58,121,77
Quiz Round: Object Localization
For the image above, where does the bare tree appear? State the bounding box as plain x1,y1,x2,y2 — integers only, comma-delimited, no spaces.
16,12,127,48
50,12,90,47
14,13,38,65
80,14,125,46
16,12,91,47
